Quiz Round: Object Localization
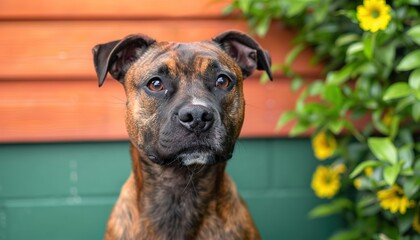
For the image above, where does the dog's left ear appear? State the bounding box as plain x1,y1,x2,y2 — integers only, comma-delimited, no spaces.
213,30,273,80
92,34,156,87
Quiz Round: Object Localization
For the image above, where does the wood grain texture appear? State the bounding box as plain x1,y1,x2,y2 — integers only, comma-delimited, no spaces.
0,77,300,142
0,0,323,142
0,0,230,19
0,21,321,80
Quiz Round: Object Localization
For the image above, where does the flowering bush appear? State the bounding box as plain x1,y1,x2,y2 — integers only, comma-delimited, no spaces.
225,0,420,238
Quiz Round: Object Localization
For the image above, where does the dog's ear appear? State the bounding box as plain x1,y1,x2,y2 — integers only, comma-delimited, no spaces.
92,34,156,87
213,30,273,80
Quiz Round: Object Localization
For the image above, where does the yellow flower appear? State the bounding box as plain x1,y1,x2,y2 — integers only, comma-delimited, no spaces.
312,131,337,160
334,163,347,174
353,178,362,190
377,185,415,214
413,210,420,234
311,165,341,199
381,109,394,127
364,167,373,177
357,0,392,32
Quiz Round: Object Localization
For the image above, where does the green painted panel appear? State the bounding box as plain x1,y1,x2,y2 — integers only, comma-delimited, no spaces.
0,139,340,240
271,139,318,188
229,138,319,190
1,198,113,240
244,191,341,239
0,142,131,198
227,140,271,189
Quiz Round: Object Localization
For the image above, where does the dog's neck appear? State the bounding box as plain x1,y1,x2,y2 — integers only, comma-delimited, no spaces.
129,144,227,239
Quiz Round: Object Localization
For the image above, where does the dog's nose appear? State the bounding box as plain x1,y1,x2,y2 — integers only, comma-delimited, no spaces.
178,105,214,133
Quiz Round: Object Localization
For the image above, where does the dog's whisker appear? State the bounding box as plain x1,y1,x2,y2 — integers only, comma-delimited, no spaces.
196,164,207,175
187,166,199,197
182,166,194,194
108,96,127,104
164,157,178,166
190,177,198,197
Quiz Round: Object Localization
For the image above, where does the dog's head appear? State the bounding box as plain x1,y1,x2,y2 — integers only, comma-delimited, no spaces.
92,30,272,166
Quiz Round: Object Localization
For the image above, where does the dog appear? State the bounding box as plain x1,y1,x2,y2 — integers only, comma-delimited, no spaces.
92,30,272,240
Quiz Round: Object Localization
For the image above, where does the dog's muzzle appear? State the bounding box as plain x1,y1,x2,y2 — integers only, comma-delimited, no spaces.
152,103,229,166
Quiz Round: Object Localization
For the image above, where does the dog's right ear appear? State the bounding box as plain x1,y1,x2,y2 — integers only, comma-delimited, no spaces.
213,30,273,81
92,34,156,87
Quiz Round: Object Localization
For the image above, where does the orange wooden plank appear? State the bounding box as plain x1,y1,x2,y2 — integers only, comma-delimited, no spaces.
0,0,230,19
0,79,127,142
0,20,321,80
242,77,299,137
0,77,300,142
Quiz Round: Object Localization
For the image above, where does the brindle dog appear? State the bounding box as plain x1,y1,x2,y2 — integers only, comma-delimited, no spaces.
92,30,272,240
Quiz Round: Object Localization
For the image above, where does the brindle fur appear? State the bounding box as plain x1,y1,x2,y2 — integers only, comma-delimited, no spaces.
92,30,272,240
105,145,259,240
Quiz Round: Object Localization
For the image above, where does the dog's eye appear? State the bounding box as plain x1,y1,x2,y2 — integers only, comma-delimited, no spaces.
249,51,257,61
147,78,165,92
215,75,231,90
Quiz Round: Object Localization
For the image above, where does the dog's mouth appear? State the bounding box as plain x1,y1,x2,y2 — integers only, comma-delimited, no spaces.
171,145,224,165
149,115,233,166
149,142,229,166
180,144,230,163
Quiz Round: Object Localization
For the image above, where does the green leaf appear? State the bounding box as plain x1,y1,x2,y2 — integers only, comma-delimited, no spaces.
335,33,359,47
291,76,303,92
372,109,389,135
260,72,270,84
395,95,416,112
308,198,353,219
413,101,420,122
403,176,420,198
221,4,235,16
323,84,343,106
415,160,420,174
383,82,412,101
285,44,305,66
383,164,401,186
409,68,420,90
313,1,328,23
347,42,364,56
289,121,309,136
377,43,396,67
400,167,414,176
308,81,324,96
255,16,271,37
352,61,376,78
388,115,400,140
286,1,308,17
399,144,414,168
415,89,420,101
350,160,384,178
326,63,356,85
328,119,345,134
276,111,295,130
407,25,420,45
295,93,306,115
329,229,362,240
260,63,281,84
408,0,420,4
363,34,375,60
399,211,415,234
367,137,397,164
396,50,420,71
237,0,252,13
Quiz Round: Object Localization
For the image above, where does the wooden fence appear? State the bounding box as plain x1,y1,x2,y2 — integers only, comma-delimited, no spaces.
0,0,321,143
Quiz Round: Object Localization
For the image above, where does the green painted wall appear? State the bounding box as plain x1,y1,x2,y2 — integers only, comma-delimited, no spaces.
0,139,341,239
